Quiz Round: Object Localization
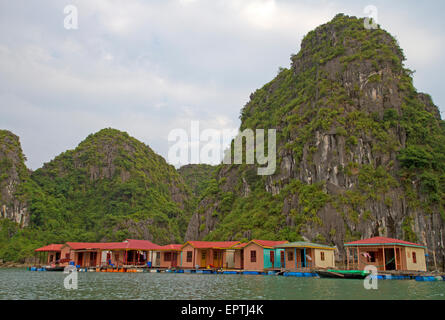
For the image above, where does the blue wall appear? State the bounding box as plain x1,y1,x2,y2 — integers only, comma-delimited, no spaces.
263,248,285,269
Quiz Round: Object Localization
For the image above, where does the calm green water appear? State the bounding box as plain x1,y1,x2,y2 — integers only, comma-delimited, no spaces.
0,268,444,300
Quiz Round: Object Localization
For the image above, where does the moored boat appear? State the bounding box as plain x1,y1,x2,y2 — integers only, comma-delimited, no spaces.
44,266,65,272
316,269,370,279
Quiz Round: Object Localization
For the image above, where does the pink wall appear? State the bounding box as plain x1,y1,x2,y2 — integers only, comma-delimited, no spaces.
181,244,196,268
243,243,264,271
160,251,180,268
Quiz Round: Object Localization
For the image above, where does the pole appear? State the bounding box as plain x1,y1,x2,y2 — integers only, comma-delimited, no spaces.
382,247,386,271
304,248,307,269
433,250,437,271
394,246,398,270
357,247,360,270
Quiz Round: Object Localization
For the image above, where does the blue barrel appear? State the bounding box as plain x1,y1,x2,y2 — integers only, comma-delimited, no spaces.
415,276,425,281
286,272,304,277
147,261,152,268
223,271,238,274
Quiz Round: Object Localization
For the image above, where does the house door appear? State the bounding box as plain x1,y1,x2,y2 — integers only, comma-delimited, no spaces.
155,252,161,267
171,252,178,268
77,252,83,266
384,248,396,270
201,251,207,268
270,251,275,268
240,251,244,269
300,250,306,268
90,252,97,266
280,251,285,268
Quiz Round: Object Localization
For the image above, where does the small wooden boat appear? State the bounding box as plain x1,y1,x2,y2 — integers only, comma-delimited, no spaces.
316,269,370,279
44,266,65,272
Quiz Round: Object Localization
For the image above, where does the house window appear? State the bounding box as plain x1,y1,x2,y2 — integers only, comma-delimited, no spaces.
270,251,275,263
66,253,70,259
186,251,193,263
320,252,325,261
164,252,171,261
250,250,257,263
213,251,218,260
288,251,293,261
412,252,417,264
369,252,376,263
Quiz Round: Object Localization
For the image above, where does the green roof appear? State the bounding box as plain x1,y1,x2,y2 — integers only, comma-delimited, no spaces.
273,242,335,250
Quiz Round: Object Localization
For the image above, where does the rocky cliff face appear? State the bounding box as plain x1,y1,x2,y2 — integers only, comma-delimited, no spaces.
0,130,30,227
186,14,445,267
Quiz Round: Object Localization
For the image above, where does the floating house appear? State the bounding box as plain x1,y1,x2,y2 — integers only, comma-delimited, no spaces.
344,237,427,272
55,239,161,268
34,244,64,265
62,242,113,267
242,240,288,271
104,239,162,267
158,244,182,268
274,242,336,270
180,241,240,269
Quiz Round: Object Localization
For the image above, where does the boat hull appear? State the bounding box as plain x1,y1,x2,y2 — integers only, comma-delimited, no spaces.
316,270,369,280
44,266,65,272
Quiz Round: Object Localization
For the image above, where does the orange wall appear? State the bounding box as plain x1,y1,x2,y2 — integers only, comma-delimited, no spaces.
243,243,264,271
180,245,228,269
181,244,196,268
284,248,316,269
160,251,180,268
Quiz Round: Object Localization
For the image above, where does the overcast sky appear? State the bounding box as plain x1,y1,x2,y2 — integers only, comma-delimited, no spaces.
0,0,444,170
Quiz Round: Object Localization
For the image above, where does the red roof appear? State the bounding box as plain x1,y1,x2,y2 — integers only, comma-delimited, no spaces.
345,237,425,248
158,244,183,251
35,244,64,252
64,242,117,250
183,241,240,249
64,239,162,251
247,240,288,248
122,239,162,250
234,243,248,249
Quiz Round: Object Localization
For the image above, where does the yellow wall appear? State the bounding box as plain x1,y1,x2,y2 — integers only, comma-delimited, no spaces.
314,249,335,268
405,247,427,272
